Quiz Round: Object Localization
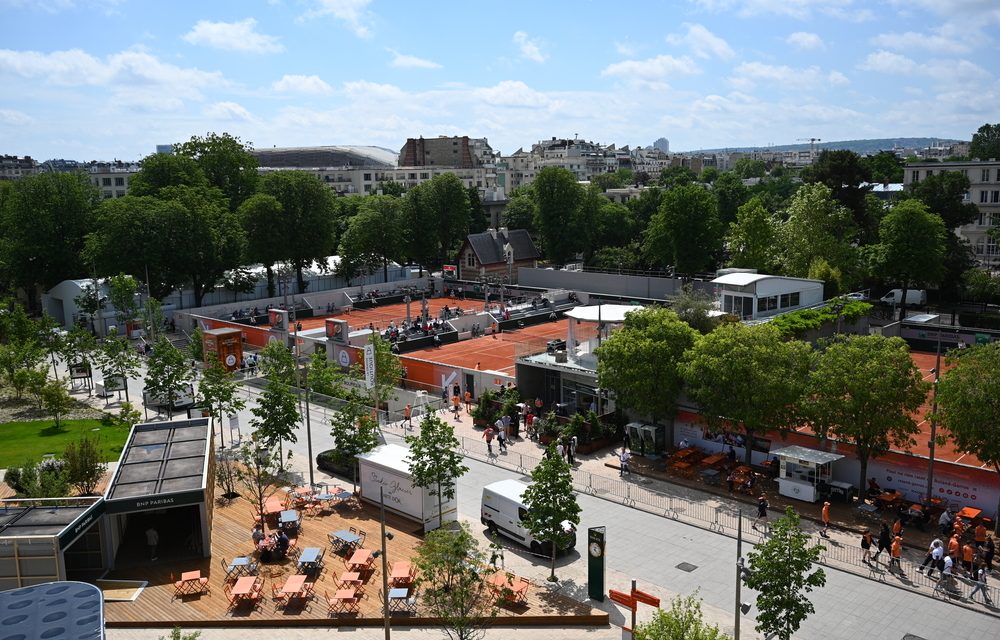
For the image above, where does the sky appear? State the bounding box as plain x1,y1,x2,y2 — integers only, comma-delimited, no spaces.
1,0,999,161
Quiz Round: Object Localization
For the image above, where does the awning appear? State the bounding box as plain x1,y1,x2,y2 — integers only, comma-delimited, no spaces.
771,445,845,466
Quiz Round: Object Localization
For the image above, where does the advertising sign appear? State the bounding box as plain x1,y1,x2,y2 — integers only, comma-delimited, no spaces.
364,343,376,390
326,318,349,343
268,308,288,331
103,375,126,393
443,265,457,278
69,362,91,379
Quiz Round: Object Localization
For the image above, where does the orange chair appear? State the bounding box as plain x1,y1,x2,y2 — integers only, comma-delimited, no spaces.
270,583,287,609
169,573,185,598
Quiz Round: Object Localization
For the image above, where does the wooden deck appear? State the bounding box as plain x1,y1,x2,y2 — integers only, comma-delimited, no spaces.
102,485,607,628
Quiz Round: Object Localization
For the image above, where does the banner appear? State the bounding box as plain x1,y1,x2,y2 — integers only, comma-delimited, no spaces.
364,343,376,390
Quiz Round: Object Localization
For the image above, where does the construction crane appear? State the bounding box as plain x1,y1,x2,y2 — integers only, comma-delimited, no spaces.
797,137,821,158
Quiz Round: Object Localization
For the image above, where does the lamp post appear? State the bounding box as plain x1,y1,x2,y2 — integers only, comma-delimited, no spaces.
925,325,942,505
377,486,392,640
734,509,743,640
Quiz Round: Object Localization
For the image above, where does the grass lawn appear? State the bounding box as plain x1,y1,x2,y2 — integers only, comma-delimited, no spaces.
0,419,128,468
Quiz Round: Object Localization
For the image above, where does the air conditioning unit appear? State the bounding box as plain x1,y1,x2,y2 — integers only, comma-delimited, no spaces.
554,350,567,363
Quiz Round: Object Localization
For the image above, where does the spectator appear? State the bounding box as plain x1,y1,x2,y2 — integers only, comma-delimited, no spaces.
275,530,290,560
861,529,874,564
821,502,831,538
873,522,891,563
145,526,159,561
918,539,942,575
890,536,904,573
251,524,265,545
618,448,631,476
969,565,993,605
752,494,769,532
483,427,495,456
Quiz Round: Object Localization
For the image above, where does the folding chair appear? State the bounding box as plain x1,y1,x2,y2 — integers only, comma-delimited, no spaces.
271,583,287,610
357,530,367,547
170,573,185,598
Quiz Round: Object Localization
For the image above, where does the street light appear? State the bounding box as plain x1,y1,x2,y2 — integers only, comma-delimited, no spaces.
925,324,943,505
371,486,394,640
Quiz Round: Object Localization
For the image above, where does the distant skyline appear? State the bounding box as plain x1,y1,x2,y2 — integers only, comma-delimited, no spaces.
1,0,998,161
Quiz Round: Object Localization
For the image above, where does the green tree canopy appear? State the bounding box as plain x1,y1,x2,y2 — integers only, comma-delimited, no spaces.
744,507,826,640
521,444,581,581
327,397,379,491
802,150,876,243
970,123,1000,161
681,324,812,465
174,132,259,211
237,193,284,297
644,184,721,275
499,190,537,233
803,335,927,492
726,196,780,272
712,171,749,226
633,593,731,640
128,153,208,196
862,151,904,184
405,413,468,529
596,307,698,434
144,336,194,419
779,183,859,293
907,170,979,230
250,378,300,469
197,362,246,448
466,185,489,234
338,194,405,281
533,167,584,265
658,166,698,189
865,199,946,321
934,343,1000,528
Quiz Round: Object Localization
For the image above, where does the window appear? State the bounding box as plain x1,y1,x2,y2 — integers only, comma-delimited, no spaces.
981,190,989,203
911,170,919,183
408,173,416,180
780,293,790,308
790,292,800,306
114,177,125,186
115,190,125,197
102,177,111,186
993,191,1000,204
926,169,933,177
420,173,429,179
757,296,778,312
982,169,991,182
363,184,371,192
363,173,371,181
466,252,475,267
103,191,113,199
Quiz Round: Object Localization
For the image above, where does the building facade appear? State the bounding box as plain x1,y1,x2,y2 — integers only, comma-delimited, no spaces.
903,160,1000,267
0,155,40,180
85,161,140,199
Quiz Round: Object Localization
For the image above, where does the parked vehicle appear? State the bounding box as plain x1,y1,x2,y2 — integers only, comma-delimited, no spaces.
481,479,577,555
879,289,927,306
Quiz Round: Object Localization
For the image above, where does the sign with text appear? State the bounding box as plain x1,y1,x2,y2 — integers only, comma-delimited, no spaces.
104,488,205,515
588,526,606,601
363,343,376,390
102,374,126,393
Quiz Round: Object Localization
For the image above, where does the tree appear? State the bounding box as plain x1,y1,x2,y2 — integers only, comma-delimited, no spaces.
128,153,207,197
521,444,581,581
779,183,859,293
466,185,489,233
425,173,471,267
533,167,584,265
144,336,194,419
596,308,698,443
963,268,1000,310
40,379,74,429
198,362,246,448
626,185,662,229
258,340,297,386
259,171,337,292
250,378,300,470
414,522,496,640
351,334,402,411
233,435,283,528
0,172,97,302
866,199,946,321
238,193,284,297
0,339,44,400
744,507,826,640
733,158,766,179
970,123,1000,161
327,397,380,492
712,171,749,226
907,171,979,230
339,195,405,281
499,191,537,232
681,324,812,465
307,351,347,398
803,335,927,492
669,285,719,335
592,199,636,252
63,435,108,495
934,343,1000,531
94,333,140,403
633,593,731,640
107,273,140,330
658,166,698,189
174,132,259,211
644,184,721,275
802,150,876,244
405,413,468,530
377,180,406,197
726,196,780,272
698,167,720,184
862,151,904,184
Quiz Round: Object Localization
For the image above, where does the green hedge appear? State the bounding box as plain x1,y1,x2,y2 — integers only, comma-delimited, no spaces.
768,300,872,338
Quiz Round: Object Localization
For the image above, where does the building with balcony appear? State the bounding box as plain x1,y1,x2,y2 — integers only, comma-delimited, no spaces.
0,155,40,180
904,160,1000,267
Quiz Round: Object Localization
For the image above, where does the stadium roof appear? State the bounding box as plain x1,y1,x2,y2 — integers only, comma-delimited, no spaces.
253,145,397,169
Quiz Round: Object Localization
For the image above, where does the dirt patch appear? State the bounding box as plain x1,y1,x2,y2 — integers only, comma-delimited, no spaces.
0,389,106,424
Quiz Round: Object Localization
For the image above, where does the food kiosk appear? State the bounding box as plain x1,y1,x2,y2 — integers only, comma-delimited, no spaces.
772,445,844,503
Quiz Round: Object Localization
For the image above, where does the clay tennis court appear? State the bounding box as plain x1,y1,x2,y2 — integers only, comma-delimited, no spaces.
403,320,572,375
294,297,497,333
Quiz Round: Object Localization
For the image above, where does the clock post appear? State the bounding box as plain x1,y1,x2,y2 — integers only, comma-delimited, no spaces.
587,526,606,601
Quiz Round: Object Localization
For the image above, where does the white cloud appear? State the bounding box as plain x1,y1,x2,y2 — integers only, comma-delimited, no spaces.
182,18,283,54
204,101,254,121
871,26,971,55
0,48,224,97
342,80,407,101
0,108,33,125
302,0,374,38
601,54,699,80
387,49,441,70
728,62,850,90
272,74,332,95
689,0,872,22
665,23,735,60
614,41,638,57
827,70,849,85
512,31,546,63
473,81,551,109
857,50,917,74
786,31,824,50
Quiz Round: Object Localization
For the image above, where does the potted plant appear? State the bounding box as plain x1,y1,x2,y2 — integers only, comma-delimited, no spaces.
538,411,562,444
471,389,498,428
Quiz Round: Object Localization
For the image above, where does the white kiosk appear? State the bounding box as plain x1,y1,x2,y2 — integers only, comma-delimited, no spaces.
772,445,844,503
357,444,458,532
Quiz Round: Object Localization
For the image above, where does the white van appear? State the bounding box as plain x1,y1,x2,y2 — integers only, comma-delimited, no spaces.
481,479,577,555
879,289,927,306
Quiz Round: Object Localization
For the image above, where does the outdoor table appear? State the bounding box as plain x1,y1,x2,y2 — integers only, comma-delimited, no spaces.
347,549,374,571
331,530,361,552
488,572,529,602
279,509,301,529
339,571,362,589
674,448,698,460
281,574,308,599
297,547,322,572
390,561,413,586
700,468,720,486
314,492,336,507
293,485,314,496
226,556,251,580
263,496,286,515
232,576,258,600
333,588,360,613
180,570,203,594
388,587,413,612
876,491,903,509
701,453,725,468
957,506,982,521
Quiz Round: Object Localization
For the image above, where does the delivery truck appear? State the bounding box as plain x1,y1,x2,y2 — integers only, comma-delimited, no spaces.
358,443,457,532
879,289,927,306
481,479,577,555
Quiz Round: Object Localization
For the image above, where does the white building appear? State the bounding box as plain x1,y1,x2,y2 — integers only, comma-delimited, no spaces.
712,273,824,321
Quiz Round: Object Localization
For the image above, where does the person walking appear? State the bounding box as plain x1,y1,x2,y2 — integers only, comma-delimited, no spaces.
968,565,993,605
403,403,413,428
873,522,892,563
556,441,565,461
752,494,769,532
726,470,735,494
962,541,976,574
568,435,577,465
496,426,507,454
861,529,874,564
464,390,473,413
820,501,831,538
890,536,904,574
482,427,495,456
892,516,903,538
145,526,159,561
918,539,942,575
451,394,462,421
984,534,995,572
615,448,631,476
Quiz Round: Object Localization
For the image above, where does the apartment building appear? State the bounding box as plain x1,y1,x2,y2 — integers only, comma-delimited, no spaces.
501,137,618,190
85,160,140,199
0,155,40,180
904,160,1000,267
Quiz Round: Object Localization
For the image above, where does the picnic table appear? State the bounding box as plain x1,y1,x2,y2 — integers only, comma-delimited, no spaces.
227,556,253,580
338,571,363,590
263,496,286,515
957,506,982,521
279,509,301,531
876,491,904,509
329,587,360,613
347,549,374,572
179,570,207,595
701,453,726,468
674,447,699,461
281,574,310,600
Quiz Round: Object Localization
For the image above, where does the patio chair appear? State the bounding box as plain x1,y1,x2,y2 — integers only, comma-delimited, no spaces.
169,573,185,598
247,561,259,576
357,530,367,547
323,590,340,615
271,583,287,609
223,583,237,609
198,576,210,594
287,537,299,559
349,526,358,535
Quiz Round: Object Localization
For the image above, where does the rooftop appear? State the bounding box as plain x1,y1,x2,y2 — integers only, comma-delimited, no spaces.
105,419,210,502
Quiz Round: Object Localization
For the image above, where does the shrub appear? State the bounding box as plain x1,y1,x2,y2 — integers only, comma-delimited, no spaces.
769,300,872,338
63,436,107,495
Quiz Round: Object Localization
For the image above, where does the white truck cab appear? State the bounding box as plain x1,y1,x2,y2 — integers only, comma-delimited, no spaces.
481,479,576,555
